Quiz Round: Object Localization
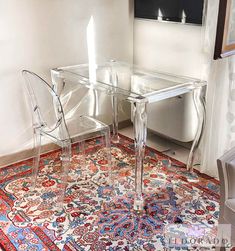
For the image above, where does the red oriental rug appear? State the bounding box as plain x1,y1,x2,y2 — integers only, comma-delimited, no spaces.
0,134,223,250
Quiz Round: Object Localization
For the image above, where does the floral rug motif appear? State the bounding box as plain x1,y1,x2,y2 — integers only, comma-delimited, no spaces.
0,134,221,250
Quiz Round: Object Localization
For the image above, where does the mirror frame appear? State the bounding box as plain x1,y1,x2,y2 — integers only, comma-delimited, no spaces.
214,0,235,59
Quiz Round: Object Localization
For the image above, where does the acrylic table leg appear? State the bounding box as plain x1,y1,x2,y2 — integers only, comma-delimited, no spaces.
133,101,147,211
187,86,206,181
109,64,120,143
111,95,120,143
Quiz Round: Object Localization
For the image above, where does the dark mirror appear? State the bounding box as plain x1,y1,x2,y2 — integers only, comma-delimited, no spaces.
134,0,204,25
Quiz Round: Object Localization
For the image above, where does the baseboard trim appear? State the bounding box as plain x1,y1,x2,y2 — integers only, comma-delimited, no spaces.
0,120,132,168
0,143,60,169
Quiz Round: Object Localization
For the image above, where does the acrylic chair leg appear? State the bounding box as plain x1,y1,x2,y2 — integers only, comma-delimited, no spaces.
187,86,206,182
133,101,148,212
57,141,71,209
31,129,41,192
104,126,112,186
77,140,85,173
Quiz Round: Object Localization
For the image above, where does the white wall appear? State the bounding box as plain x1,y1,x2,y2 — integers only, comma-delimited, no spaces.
0,0,133,158
134,19,205,141
134,19,204,77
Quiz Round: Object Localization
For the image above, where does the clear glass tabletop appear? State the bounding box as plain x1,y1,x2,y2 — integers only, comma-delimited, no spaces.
52,61,206,103
51,60,207,212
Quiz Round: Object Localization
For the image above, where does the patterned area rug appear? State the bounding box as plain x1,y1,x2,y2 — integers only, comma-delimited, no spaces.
0,134,221,251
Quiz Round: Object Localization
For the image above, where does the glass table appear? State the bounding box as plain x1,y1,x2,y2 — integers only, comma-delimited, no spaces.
51,61,206,211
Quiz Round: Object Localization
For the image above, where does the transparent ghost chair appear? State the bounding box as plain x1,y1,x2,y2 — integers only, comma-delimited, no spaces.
21,70,112,211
